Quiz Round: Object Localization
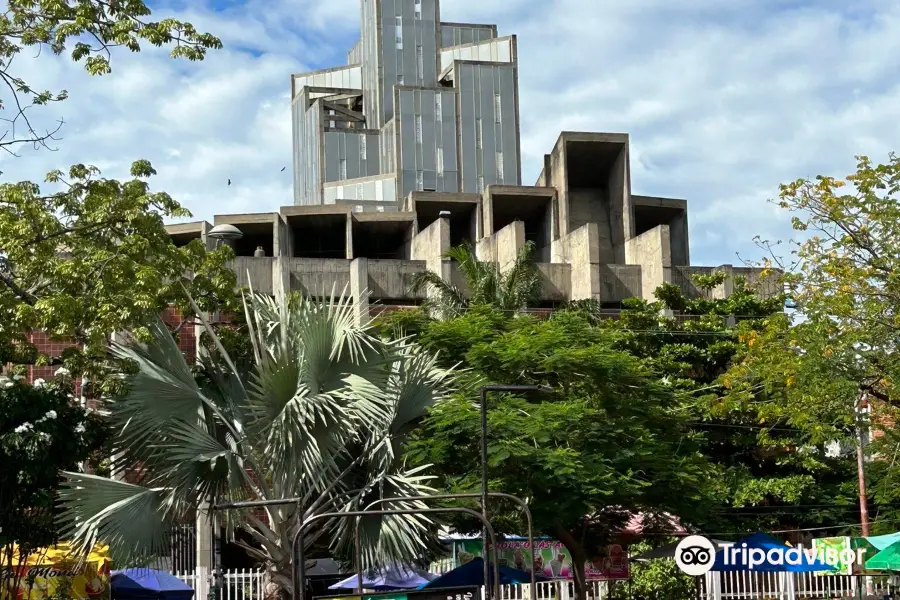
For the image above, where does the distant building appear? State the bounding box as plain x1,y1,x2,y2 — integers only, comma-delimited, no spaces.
166,0,778,323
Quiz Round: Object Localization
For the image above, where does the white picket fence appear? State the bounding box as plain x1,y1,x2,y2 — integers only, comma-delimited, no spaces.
701,570,896,600
174,569,266,600
171,569,608,600
174,567,899,600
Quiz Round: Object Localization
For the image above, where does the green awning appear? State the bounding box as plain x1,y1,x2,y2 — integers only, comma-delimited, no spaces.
866,540,900,571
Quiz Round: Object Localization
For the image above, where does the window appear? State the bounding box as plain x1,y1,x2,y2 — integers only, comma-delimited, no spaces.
416,170,424,191
415,115,423,143
435,94,442,120
496,152,504,182
395,17,403,48
436,147,444,176
475,118,483,148
339,158,347,180
494,93,502,123
416,45,424,79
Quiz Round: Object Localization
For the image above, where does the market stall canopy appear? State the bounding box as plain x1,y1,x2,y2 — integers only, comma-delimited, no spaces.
111,568,194,600
866,540,900,571
712,533,835,573
421,558,550,588
631,539,733,562
867,533,900,551
328,567,436,590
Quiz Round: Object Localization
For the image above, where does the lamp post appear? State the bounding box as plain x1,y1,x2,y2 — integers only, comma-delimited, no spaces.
203,225,241,600
479,384,553,593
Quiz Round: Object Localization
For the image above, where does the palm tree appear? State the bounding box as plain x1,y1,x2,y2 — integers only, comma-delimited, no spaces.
410,240,543,319
56,290,457,598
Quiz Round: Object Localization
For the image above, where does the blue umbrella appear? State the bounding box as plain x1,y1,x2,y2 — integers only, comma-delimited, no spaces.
328,567,436,591
111,568,194,600
712,532,835,572
421,558,550,588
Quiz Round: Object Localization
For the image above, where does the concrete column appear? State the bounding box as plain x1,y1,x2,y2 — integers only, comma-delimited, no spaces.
274,215,293,258
272,257,291,300
195,502,211,600
495,221,526,273
350,257,369,326
552,223,601,301
711,265,735,299
624,224,672,301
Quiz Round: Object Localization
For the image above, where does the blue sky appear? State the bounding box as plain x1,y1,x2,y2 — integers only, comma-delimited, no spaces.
5,0,900,266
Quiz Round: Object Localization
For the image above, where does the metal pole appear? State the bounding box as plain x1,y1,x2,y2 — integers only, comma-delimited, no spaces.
480,386,490,595
360,493,536,592
292,508,500,600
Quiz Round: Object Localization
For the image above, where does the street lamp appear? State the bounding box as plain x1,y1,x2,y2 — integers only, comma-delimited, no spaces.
478,384,553,590
207,224,243,249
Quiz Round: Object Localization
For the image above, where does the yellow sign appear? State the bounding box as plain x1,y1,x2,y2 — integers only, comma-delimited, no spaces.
1,544,110,600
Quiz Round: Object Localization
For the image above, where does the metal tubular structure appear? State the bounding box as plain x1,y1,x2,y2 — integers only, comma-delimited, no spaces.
479,384,550,596
292,508,501,600
358,493,536,593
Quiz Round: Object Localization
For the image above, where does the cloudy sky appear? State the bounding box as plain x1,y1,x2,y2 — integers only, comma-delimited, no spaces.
5,0,900,266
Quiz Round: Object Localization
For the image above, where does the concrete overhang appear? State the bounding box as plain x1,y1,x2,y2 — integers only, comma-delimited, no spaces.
632,195,687,212
485,185,556,234
213,213,278,237
165,220,209,247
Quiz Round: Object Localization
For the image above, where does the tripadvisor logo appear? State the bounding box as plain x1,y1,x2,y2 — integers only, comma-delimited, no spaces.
674,535,865,575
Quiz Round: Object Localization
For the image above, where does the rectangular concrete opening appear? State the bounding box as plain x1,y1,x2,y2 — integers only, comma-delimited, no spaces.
415,200,477,248
288,214,348,258
352,217,415,259
634,205,683,237
231,223,274,257
491,192,554,252
169,230,203,248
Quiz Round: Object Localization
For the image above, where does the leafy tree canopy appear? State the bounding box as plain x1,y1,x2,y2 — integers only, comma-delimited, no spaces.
724,153,900,534
0,371,109,554
399,307,710,595
0,0,221,154
0,161,238,397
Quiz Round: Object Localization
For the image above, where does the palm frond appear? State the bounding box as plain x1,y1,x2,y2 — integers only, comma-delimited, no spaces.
58,473,173,567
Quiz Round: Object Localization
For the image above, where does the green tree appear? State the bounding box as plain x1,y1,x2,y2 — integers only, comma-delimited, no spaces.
628,539,694,600
57,292,458,597
0,161,238,398
0,370,109,599
723,154,900,533
0,0,221,154
582,276,858,533
410,242,543,318
403,308,709,600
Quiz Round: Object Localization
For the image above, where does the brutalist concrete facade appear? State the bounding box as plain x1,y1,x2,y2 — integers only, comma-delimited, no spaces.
291,0,520,207
167,1,778,318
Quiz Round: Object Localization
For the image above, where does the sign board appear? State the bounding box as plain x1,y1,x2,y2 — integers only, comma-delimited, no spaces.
451,539,629,581
0,544,111,600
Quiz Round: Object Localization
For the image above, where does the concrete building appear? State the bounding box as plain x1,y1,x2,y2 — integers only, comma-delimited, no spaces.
166,1,778,324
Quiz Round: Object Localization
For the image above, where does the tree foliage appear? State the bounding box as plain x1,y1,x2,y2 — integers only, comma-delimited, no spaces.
410,242,543,319
0,371,110,596
57,291,458,596
0,161,238,397
725,153,900,534
401,307,709,598
588,277,858,533
0,0,221,154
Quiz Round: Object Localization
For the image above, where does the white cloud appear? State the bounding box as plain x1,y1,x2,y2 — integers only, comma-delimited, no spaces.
4,0,900,267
